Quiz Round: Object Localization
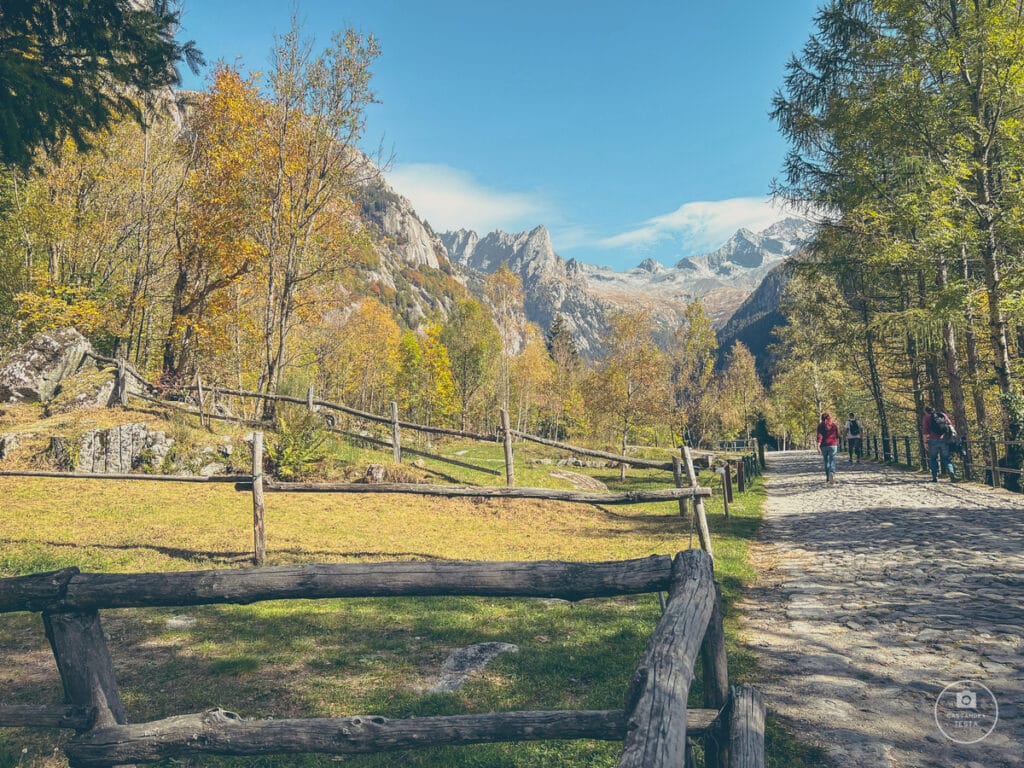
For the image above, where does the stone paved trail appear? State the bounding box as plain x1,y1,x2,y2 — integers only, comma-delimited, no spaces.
742,451,1023,767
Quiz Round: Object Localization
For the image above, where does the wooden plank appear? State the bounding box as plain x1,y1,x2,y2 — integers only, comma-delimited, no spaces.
252,431,265,567
65,707,722,766
43,611,127,730
261,481,711,504
728,685,766,768
0,704,95,730
619,550,716,768
510,430,675,471
0,470,249,483
332,429,502,476
7,556,677,613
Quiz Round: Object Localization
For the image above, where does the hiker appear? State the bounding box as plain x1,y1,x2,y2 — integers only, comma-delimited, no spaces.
922,406,957,483
844,412,863,463
816,412,840,484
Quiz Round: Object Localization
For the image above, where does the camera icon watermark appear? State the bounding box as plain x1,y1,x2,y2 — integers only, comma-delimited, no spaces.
955,690,977,710
934,680,998,744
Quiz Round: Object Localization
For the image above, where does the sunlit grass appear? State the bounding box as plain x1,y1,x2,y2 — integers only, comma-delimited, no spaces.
0,436,822,767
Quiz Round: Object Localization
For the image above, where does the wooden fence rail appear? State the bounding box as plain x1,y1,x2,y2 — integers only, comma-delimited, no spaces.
84,356,747,476
842,431,1024,490
0,550,763,768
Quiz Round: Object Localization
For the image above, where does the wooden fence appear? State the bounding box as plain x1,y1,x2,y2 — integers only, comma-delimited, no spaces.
86,352,747,478
0,550,765,767
841,431,1024,490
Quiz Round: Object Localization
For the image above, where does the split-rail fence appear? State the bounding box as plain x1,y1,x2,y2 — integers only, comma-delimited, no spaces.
0,549,764,767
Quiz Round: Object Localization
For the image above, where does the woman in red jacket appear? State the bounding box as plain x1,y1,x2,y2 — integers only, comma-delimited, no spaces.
816,412,840,484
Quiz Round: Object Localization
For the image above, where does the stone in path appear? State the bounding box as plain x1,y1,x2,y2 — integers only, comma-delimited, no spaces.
744,451,1023,767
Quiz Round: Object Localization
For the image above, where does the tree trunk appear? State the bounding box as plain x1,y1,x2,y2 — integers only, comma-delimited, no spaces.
863,310,890,460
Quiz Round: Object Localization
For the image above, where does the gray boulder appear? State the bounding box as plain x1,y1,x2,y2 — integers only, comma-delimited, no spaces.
0,432,19,460
77,422,173,474
0,328,94,403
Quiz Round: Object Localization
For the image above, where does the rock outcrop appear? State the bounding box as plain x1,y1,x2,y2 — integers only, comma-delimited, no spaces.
77,423,173,474
0,328,94,403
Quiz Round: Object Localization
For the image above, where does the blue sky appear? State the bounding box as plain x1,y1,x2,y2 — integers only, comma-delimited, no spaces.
177,1,822,270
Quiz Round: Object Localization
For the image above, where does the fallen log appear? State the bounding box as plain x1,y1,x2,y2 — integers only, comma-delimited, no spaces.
2,556,676,613
65,707,720,766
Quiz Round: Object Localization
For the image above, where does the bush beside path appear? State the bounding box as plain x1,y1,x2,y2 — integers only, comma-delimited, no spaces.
743,450,1023,767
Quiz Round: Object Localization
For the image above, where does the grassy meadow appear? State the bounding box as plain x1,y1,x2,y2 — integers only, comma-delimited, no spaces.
0,421,822,767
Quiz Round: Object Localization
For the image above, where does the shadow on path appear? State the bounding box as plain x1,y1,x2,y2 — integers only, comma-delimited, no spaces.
742,451,1023,767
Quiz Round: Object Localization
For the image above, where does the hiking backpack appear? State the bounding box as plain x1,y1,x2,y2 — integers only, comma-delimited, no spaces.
930,411,955,438
849,419,861,436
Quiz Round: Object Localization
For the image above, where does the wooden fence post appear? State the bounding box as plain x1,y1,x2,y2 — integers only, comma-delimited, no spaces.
904,436,911,467
501,409,514,488
682,447,713,561
43,610,127,730
391,401,401,463
991,436,1001,489
252,431,266,566
728,684,767,768
754,437,765,470
736,459,746,493
619,551,715,768
672,456,690,523
701,582,730,768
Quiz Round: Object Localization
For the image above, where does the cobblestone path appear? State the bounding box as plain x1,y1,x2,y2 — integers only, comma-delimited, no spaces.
741,451,1023,767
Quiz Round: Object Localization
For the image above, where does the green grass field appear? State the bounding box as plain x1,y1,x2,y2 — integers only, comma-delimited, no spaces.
0,435,823,768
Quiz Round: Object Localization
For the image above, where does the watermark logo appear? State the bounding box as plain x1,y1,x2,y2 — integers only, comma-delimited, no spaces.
934,680,998,744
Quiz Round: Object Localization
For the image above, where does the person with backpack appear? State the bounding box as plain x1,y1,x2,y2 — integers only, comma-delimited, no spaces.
816,412,840,484
922,406,957,482
844,412,863,463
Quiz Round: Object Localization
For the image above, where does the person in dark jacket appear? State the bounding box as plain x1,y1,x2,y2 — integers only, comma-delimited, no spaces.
816,412,840,484
922,406,957,482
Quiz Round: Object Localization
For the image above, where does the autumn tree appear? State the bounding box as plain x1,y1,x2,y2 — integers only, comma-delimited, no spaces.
440,298,500,431
544,313,585,438
510,324,555,433
588,308,671,478
669,299,718,447
484,263,525,412
162,66,264,378
719,342,765,441
252,18,380,401
312,298,400,412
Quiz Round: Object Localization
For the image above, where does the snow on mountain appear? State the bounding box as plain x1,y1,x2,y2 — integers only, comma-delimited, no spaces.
441,217,814,355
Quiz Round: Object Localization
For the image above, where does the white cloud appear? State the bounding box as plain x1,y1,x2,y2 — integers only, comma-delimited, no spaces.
386,163,549,234
598,197,805,256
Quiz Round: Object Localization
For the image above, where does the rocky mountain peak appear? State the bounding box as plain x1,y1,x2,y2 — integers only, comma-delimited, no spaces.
635,258,666,274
